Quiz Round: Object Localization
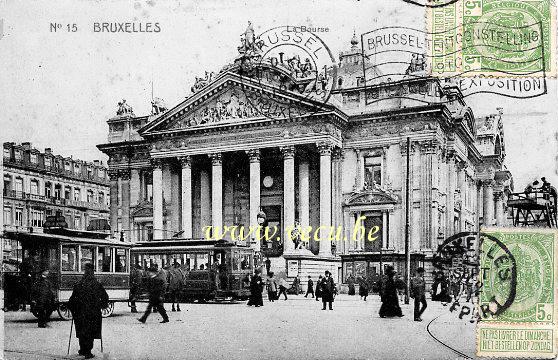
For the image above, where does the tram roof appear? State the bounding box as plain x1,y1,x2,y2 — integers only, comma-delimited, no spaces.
3,230,133,247
131,239,250,250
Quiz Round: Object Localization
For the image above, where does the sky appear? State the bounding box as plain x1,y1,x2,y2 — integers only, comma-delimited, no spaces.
0,0,556,189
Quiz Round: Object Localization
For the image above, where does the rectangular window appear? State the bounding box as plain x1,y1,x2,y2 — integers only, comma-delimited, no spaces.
14,150,21,161
45,183,52,198
15,208,23,226
64,186,71,200
97,247,113,272
74,164,80,175
74,215,81,230
98,192,104,204
3,148,10,159
44,157,52,168
30,179,39,195
14,178,23,193
30,153,38,164
65,162,71,172
61,245,78,272
87,190,94,203
73,188,81,201
80,246,94,271
115,248,127,273
31,209,43,227
364,155,382,188
3,207,12,225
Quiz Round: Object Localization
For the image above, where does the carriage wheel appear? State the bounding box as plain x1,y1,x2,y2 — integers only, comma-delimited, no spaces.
101,301,115,318
57,303,73,321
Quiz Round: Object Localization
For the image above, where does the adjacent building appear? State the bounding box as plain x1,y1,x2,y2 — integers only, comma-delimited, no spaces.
2,142,110,261
98,29,513,286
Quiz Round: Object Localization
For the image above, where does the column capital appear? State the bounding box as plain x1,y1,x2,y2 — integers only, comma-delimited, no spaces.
179,156,192,168
482,179,495,187
332,147,344,161
456,159,467,171
317,142,333,156
119,169,131,181
246,149,260,163
280,145,295,160
493,191,504,201
150,158,163,170
209,153,222,165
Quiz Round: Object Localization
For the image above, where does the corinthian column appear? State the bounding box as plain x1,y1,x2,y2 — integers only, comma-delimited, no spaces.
494,190,504,226
180,156,193,238
247,149,261,251
318,142,333,257
446,151,456,236
152,159,164,240
210,153,223,231
120,170,131,242
281,146,295,253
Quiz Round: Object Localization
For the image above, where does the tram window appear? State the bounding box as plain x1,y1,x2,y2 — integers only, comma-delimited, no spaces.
240,253,251,270
186,253,195,270
61,245,78,272
98,247,113,272
197,253,208,270
115,248,127,273
80,246,94,271
232,252,240,271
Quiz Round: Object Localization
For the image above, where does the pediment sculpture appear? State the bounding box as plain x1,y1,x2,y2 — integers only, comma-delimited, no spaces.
345,187,398,206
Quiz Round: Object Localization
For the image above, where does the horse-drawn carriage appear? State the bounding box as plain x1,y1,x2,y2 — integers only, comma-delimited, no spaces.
130,239,254,303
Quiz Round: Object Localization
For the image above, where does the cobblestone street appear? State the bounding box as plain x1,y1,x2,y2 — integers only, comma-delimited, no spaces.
4,295,477,360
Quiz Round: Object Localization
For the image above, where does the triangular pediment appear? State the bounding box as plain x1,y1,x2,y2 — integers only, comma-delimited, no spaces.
139,72,341,135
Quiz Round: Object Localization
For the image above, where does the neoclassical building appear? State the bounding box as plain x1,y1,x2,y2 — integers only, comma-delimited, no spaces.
98,31,512,285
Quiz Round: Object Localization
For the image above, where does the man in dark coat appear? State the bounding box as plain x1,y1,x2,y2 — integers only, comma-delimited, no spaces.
68,263,109,359
129,263,143,313
31,269,55,328
315,275,323,301
304,276,314,298
247,268,264,307
379,267,404,318
138,266,169,324
411,267,427,321
319,271,335,310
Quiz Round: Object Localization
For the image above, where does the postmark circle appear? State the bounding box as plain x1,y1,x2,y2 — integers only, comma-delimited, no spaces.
237,26,337,120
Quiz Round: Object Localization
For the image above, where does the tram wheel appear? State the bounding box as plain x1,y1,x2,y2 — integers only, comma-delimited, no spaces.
101,301,115,318
57,303,73,321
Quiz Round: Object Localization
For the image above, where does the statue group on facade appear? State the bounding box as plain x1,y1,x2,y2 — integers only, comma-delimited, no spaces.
151,97,168,115
190,71,216,94
405,53,427,75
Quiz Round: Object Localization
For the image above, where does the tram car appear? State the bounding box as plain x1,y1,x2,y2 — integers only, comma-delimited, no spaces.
130,239,254,302
3,225,132,320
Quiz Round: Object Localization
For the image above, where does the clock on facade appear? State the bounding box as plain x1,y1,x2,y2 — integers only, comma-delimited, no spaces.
263,176,274,188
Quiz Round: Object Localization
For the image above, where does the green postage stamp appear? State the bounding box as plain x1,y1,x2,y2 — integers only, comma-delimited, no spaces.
477,228,558,358
428,0,556,77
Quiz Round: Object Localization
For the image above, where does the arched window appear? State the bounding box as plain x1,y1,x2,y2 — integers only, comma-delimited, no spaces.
338,77,343,87
495,136,502,156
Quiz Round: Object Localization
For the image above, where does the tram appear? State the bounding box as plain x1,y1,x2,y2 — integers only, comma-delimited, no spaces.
3,225,132,320
130,239,254,302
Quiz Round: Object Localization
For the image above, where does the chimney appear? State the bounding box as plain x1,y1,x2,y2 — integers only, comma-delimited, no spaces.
45,148,52,155
22,142,31,150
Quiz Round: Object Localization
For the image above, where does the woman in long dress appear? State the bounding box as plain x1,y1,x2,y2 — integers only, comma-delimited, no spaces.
379,267,403,318
247,268,264,307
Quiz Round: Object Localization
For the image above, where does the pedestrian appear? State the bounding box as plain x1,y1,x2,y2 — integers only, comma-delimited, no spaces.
247,268,264,307
129,263,143,313
395,274,406,302
411,267,427,322
67,263,109,359
31,269,55,328
138,266,169,324
264,257,271,277
319,271,335,310
293,275,301,295
304,276,314,298
379,266,404,318
266,272,278,302
450,272,462,304
167,262,185,312
358,276,369,301
277,277,288,300
347,274,355,296
315,275,323,301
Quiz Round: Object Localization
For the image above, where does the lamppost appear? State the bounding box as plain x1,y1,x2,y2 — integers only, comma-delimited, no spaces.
255,209,266,270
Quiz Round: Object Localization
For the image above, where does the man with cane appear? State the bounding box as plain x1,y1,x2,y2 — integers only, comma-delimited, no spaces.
68,263,109,359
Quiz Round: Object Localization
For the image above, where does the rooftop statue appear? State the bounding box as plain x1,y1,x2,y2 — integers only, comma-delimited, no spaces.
151,97,168,115
238,21,263,55
405,53,427,75
190,71,215,94
116,99,133,116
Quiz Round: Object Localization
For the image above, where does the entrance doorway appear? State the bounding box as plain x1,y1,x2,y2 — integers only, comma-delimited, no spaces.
260,205,282,257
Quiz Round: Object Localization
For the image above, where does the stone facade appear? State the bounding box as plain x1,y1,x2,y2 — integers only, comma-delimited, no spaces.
98,33,512,285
